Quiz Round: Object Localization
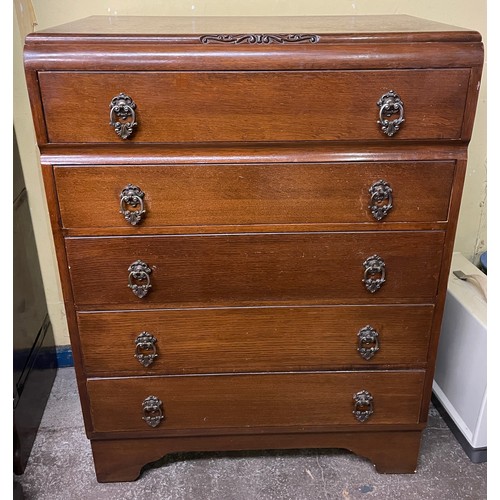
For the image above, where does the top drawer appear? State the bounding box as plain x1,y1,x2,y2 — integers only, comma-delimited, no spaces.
38,69,469,144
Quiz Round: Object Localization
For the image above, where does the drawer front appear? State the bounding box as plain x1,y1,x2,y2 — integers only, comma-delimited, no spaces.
86,371,425,433
39,70,469,143
78,305,434,376
66,231,444,308
55,162,454,230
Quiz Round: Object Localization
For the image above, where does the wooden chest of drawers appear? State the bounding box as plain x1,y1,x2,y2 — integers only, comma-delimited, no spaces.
24,15,483,482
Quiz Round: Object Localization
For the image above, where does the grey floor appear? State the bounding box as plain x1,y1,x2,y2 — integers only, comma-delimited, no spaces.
15,367,486,500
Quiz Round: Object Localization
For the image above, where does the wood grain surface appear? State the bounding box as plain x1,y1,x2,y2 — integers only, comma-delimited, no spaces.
86,370,425,433
77,304,434,376
54,161,455,230
23,14,484,480
39,70,469,143
65,231,445,308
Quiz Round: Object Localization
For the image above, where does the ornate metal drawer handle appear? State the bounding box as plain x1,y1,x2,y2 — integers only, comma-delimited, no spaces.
134,332,158,367
128,260,152,298
362,254,386,293
357,325,380,360
120,184,146,226
142,395,164,428
109,93,137,139
377,90,404,137
368,180,393,221
353,390,374,423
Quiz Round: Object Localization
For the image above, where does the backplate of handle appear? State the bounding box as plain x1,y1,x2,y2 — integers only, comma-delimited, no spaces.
362,255,386,293
368,180,393,221
357,325,380,360
128,260,152,298
134,332,158,367
377,90,404,137
119,184,146,226
109,93,137,139
352,390,374,422
142,395,164,428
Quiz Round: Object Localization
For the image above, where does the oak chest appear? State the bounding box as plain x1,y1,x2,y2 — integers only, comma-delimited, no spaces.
24,15,483,482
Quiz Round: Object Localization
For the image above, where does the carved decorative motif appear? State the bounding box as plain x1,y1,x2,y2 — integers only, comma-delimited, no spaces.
200,34,320,44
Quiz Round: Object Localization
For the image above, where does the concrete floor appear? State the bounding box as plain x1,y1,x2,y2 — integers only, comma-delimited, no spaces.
15,367,486,500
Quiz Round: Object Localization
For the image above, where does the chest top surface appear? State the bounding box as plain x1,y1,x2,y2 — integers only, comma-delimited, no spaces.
23,15,483,147
27,14,480,43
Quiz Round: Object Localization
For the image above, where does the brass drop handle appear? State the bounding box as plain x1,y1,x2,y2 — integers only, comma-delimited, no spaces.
109,93,137,139
142,395,164,428
362,255,386,293
353,390,374,423
368,180,393,221
377,90,404,136
128,260,152,298
134,332,158,367
357,325,380,360
119,184,146,226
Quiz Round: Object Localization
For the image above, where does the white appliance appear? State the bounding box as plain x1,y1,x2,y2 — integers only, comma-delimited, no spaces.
432,252,487,462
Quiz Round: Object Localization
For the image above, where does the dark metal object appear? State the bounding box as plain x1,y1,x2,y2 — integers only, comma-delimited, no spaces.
453,270,487,301
377,90,405,136
357,325,380,360
128,260,152,298
353,390,374,422
119,184,146,226
13,129,57,475
109,93,137,139
134,332,158,367
369,180,393,221
362,255,386,293
453,270,467,280
142,396,164,428
200,34,320,44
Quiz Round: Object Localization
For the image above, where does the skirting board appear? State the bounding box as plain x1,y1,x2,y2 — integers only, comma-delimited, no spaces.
55,345,74,368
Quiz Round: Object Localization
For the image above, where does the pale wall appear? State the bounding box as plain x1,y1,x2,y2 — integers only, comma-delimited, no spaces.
13,0,487,346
